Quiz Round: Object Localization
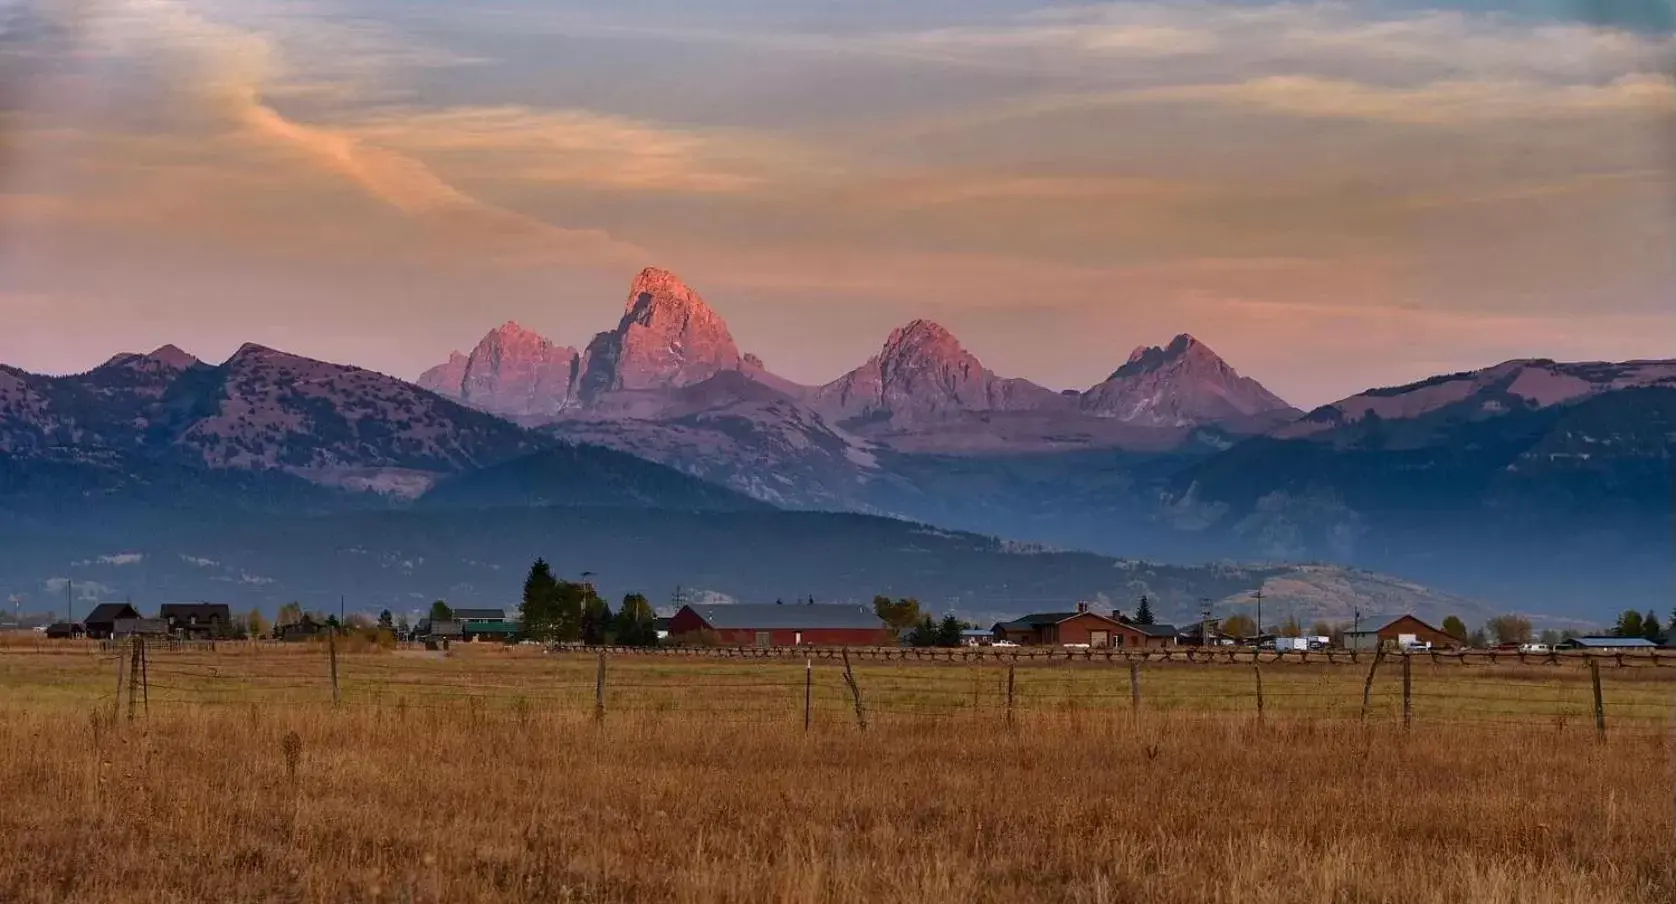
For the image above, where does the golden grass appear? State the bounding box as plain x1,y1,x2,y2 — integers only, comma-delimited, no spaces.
1,644,1672,902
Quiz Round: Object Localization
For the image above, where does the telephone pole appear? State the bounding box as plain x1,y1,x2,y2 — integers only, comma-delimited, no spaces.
65,580,72,624
1253,588,1263,637
1199,598,1213,647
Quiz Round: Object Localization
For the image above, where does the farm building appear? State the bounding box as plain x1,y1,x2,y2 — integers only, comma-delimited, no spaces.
82,603,141,640
667,603,892,647
1342,615,1457,651
449,609,519,641
160,603,233,639
44,622,83,639
1556,636,1658,651
994,604,1176,649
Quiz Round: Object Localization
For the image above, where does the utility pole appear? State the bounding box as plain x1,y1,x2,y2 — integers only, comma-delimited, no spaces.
1253,588,1263,638
339,594,345,625
66,580,72,624
1199,598,1213,648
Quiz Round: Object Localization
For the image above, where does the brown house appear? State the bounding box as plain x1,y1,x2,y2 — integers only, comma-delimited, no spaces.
1343,614,1458,651
160,603,233,639
82,603,142,640
995,604,1176,649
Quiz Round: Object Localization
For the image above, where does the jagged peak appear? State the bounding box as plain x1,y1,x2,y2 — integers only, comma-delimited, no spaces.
1112,333,1223,379
882,319,963,356
625,267,701,312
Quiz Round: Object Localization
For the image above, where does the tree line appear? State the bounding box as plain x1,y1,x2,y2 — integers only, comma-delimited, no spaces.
517,559,658,646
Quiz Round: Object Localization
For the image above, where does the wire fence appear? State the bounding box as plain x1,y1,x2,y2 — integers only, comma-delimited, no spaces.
7,639,1674,739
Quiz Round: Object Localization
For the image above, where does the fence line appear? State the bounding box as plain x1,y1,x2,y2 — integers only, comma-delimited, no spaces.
21,638,1664,743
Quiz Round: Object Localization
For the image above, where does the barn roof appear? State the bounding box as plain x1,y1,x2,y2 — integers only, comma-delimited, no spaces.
1134,623,1179,638
682,604,885,631
160,603,231,620
451,608,506,621
84,603,140,624
1562,636,1657,648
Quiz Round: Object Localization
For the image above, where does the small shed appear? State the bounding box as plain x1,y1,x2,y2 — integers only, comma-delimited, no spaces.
44,622,83,639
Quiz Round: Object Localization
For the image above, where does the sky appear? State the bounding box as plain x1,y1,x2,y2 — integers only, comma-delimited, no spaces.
0,0,1671,408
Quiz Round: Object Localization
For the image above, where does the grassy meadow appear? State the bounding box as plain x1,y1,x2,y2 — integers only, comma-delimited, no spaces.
0,638,1672,902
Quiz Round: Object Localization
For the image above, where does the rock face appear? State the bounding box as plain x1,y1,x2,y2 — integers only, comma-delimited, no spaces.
418,323,578,420
811,320,1066,427
577,268,746,401
1082,334,1297,429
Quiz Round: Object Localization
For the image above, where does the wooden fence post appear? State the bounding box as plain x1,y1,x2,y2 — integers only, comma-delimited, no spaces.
595,649,607,723
126,637,143,723
112,641,126,722
1253,665,1264,721
1129,660,1141,711
1360,648,1384,721
1401,654,1412,731
1006,665,1016,729
841,649,868,732
140,637,149,717
329,631,341,707
1590,657,1606,744
804,657,812,734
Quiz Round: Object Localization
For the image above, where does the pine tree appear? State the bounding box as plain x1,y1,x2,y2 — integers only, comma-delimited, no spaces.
1135,596,1155,626
1614,610,1644,638
580,591,612,645
377,609,394,631
936,614,964,647
520,559,559,640
615,593,657,647
1642,611,1662,644
1441,615,1467,642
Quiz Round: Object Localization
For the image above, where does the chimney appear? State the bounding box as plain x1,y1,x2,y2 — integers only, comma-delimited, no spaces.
1076,601,1089,614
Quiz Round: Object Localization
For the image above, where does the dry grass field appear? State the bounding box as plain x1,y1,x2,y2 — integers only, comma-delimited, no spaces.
1,639,1673,903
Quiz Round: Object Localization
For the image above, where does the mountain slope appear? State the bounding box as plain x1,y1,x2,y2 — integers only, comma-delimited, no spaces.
0,343,544,498
418,441,771,512
1082,334,1297,430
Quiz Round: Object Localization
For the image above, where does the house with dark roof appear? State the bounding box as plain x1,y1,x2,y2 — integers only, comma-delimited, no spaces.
667,603,892,647
1556,636,1658,651
160,603,233,639
82,603,141,640
994,604,1176,649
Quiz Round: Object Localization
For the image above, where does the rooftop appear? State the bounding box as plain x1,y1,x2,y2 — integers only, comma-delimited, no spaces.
682,603,886,631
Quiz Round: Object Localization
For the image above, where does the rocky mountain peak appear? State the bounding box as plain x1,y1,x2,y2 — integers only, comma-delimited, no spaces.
1084,334,1293,429
812,319,1063,427
147,344,200,369
578,267,743,398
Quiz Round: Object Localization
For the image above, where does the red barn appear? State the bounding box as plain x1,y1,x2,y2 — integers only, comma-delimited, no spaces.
667,603,893,647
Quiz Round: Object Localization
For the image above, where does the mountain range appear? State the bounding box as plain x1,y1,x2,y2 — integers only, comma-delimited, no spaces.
1,266,1670,621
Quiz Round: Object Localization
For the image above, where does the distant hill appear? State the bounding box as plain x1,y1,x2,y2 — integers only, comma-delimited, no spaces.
0,503,1499,629
418,442,769,512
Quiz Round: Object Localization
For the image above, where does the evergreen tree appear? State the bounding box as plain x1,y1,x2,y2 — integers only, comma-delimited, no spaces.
520,559,559,640
1441,615,1468,642
615,593,657,647
428,600,454,623
580,591,612,645
906,615,938,647
1135,596,1155,626
1641,611,1662,644
1613,610,1644,638
936,614,964,647
377,609,394,631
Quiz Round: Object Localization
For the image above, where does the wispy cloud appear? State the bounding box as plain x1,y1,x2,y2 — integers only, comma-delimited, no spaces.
33,0,645,265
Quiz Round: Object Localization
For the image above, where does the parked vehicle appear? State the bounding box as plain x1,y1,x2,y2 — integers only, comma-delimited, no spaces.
1519,643,1551,654
1273,637,1310,653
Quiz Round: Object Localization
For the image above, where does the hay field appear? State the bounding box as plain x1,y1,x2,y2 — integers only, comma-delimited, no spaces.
0,641,1672,903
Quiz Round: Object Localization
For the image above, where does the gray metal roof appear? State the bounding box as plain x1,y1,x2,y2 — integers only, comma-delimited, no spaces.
684,603,886,631
1135,624,1178,638
1561,636,1657,648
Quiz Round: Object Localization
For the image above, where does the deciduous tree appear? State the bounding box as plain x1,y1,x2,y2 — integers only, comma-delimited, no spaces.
429,600,454,623
615,593,657,647
1441,616,1468,642
1220,613,1256,639
873,596,923,634
1485,614,1532,645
